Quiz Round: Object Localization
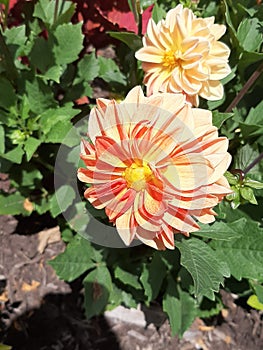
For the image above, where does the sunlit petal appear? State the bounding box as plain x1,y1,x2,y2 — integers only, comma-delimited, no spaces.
78,86,232,250
135,5,231,106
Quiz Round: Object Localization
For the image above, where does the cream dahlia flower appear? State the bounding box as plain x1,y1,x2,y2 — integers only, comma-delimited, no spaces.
78,86,232,250
135,4,231,106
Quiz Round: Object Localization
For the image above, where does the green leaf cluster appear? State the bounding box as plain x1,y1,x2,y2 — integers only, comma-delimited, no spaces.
0,344,12,350
0,0,128,218
1,0,263,340
225,170,263,208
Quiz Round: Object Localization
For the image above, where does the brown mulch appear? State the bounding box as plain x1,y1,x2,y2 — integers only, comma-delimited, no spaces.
0,163,263,350
0,212,263,350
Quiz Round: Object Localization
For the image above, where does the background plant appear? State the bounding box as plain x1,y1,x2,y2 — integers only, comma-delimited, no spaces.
0,0,263,337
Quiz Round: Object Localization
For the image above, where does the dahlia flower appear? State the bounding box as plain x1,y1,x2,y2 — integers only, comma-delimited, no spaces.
135,4,231,106
78,86,231,250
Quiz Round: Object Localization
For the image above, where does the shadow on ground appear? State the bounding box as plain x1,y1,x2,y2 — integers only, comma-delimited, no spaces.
1,289,121,350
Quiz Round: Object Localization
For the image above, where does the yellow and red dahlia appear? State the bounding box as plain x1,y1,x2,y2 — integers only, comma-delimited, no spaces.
135,4,231,106
78,86,231,250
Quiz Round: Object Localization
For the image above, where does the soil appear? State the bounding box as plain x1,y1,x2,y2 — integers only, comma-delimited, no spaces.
1,207,263,350
1,140,263,350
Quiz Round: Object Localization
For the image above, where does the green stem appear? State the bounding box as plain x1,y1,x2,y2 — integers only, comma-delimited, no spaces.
225,61,263,113
137,0,142,37
0,0,8,31
244,152,263,175
0,8,4,31
0,29,18,83
129,54,138,88
54,0,59,23
33,156,54,172
3,0,9,30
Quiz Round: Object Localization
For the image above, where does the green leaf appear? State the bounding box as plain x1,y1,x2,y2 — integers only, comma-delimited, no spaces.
0,0,9,8
0,125,5,153
39,104,79,134
61,227,74,243
245,179,263,189
11,166,42,188
207,95,225,110
74,52,100,84
253,283,263,304
237,3,258,17
84,265,112,318
33,0,74,26
152,3,166,23
221,68,236,85
127,0,139,23
33,0,56,24
240,186,257,204
114,266,142,290
227,187,241,209
163,277,196,337
4,24,34,63
20,95,30,119
212,111,233,128
54,4,76,28
50,184,76,217
98,56,126,85
67,202,91,235
30,37,54,72
107,32,142,51
140,0,154,9
24,137,41,161
247,295,263,310
161,249,180,271
44,120,75,145
211,219,263,280
191,220,242,241
0,192,27,215
0,77,16,109
40,65,63,83
120,290,137,308
244,100,263,126
108,284,137,310
224,171,238,185
49,236,96,282
0,157,11,172
140,253,167,302
221,0,237,35
63,82,92,102
238,51,263,80
9,129,26,145
0,343,12,350
234,143,259,171
199,304,224,319
240,124,263,139
25,78,56,114
28,19,42,36
1,145,24,164
237,18,262,52
176,238,230,300
33,0,75,25
30,36,63,82
34,196,50,215
4,24,27,47
53,23,84,65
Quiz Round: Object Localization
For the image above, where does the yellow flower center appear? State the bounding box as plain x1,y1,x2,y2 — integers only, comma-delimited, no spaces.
162,50,181,71
123,161,153,191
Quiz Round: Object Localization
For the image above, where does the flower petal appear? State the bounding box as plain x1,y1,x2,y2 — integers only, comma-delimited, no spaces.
115,207,136,245
135,4,230,104
163,154,214,191
79,85,232,250
163,207,200,232
199,80,224,100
